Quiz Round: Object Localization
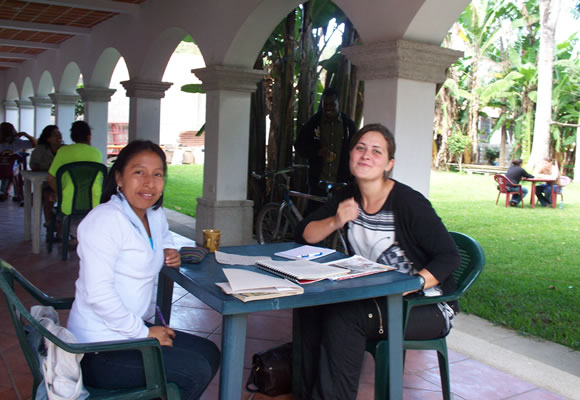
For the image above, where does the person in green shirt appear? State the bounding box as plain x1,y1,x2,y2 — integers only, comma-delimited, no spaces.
48,121,104,215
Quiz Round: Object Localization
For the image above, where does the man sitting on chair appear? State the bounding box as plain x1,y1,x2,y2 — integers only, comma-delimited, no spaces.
533,157,560,207
48,121,103,216
505,159,533,207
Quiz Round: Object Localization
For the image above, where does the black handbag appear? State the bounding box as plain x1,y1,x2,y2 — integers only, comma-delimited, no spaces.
246,342,292,396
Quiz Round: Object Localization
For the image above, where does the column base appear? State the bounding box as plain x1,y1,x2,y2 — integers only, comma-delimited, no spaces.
195,198,254,246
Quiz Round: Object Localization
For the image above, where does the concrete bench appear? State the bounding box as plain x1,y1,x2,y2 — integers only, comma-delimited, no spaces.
447,163,508,175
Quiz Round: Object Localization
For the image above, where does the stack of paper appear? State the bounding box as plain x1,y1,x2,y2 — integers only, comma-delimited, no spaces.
216,268,304,302
274,245,335,260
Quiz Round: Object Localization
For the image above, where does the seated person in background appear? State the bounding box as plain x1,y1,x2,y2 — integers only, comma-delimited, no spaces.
66,140,220,399
48,121,103,215
0,122,37,201
505,158,533,207
294,123,460,400
30,125,64,227
534,157,560,207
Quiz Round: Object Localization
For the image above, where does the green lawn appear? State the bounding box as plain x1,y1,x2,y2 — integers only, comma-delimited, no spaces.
430,171,579,350
164,164,203,217
163,165,580,350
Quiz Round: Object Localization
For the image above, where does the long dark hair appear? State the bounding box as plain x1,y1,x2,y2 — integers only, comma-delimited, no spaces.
101,140,167,209
38,125,59,146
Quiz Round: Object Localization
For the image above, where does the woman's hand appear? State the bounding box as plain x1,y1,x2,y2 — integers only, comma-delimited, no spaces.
148,326,176,347
335,197,359,228
164,248,181,268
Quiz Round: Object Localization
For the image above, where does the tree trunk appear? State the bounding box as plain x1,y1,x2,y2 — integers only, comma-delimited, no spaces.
296,2,316,136
575,115,580,180
269,12,297,171
467,53,481,163
499,106,507,167
528,0,561,171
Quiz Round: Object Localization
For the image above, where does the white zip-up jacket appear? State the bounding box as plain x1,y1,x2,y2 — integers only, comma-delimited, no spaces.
67,193,176,343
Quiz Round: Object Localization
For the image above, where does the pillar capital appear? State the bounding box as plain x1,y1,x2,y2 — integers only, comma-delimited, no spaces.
121,80,172,99
29,96,53,107
192,65,264,92
2,100,18,110
77,87,116,102
49,93,80,105
15,100,33,109
342,40,462,84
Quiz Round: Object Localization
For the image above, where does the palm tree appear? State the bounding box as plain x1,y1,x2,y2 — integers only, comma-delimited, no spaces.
528,0,563,170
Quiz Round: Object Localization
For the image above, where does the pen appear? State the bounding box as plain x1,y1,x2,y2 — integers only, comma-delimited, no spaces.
155,305,168,328
300,252,324,258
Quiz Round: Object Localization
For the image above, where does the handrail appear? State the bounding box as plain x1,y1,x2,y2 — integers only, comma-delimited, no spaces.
251,164,309,180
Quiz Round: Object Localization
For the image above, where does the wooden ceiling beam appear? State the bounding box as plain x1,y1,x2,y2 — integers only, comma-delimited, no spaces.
26,0,140,15
0,39,59,49
0,52,35,59
0,19,90,35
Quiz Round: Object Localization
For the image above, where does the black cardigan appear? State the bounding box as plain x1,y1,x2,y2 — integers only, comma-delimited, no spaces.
295,181,461,296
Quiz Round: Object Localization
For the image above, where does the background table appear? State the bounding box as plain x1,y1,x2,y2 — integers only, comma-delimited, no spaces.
21,171,48,254
523,177,557,209
156,242,420,400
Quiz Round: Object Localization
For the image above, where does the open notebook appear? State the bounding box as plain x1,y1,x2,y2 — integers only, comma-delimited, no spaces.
216,268,304,302
254,259,348,284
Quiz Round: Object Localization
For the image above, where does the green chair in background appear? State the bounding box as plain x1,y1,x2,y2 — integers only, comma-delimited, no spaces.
366,231,485,400
0,259,181,399
47,161,107,260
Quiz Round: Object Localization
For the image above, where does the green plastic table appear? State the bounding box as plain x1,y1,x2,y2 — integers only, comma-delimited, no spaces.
156,242,421,400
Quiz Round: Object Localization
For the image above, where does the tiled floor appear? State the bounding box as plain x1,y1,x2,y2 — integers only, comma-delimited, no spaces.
0,198,568,400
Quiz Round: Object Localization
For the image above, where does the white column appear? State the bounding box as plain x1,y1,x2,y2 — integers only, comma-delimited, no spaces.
120,80,172,144
193,65,264,246
16,100,34,135
343,40,461,197
2,100,18,126
77,87,116,163
30,97,53,138
49,93,79,145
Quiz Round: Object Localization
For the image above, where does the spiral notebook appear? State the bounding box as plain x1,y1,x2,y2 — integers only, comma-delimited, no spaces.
254,259,348,284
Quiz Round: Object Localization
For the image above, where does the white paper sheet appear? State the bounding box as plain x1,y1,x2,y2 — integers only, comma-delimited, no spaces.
274,245,335,260
215,251,272,265
219,268,301,293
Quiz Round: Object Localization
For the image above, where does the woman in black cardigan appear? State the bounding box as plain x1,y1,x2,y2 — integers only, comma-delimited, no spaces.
294,123,460,400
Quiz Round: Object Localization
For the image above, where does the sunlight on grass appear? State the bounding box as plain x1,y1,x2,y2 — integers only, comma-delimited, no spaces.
163,166,580,349
163,165,203,217
430,171,580,350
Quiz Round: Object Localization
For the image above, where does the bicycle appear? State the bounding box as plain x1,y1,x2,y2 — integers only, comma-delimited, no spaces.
252,166,349,254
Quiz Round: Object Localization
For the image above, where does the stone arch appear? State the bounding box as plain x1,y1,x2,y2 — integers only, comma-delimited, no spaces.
21,77,34,100
223,0,300,66
88,47,122,87
6,82,19,100
59,62,81,93
138,27,201,81
222,0,468,66
37,71,54,97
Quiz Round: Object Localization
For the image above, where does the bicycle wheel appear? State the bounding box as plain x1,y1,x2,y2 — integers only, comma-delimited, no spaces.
256,202,294,244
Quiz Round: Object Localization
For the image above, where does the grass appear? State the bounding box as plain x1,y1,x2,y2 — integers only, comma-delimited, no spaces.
163,164,203,217
163,165,580,350
430,171,580,350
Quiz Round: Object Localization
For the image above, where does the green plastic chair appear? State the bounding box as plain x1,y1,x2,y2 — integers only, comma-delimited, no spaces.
47,161,107,260
366,231,485,400
0,259,181,399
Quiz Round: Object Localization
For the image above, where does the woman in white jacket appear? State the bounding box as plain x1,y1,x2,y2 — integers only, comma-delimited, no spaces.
67,140,220,399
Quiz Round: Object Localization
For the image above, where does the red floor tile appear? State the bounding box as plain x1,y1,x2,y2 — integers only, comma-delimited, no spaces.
420,358,537,400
